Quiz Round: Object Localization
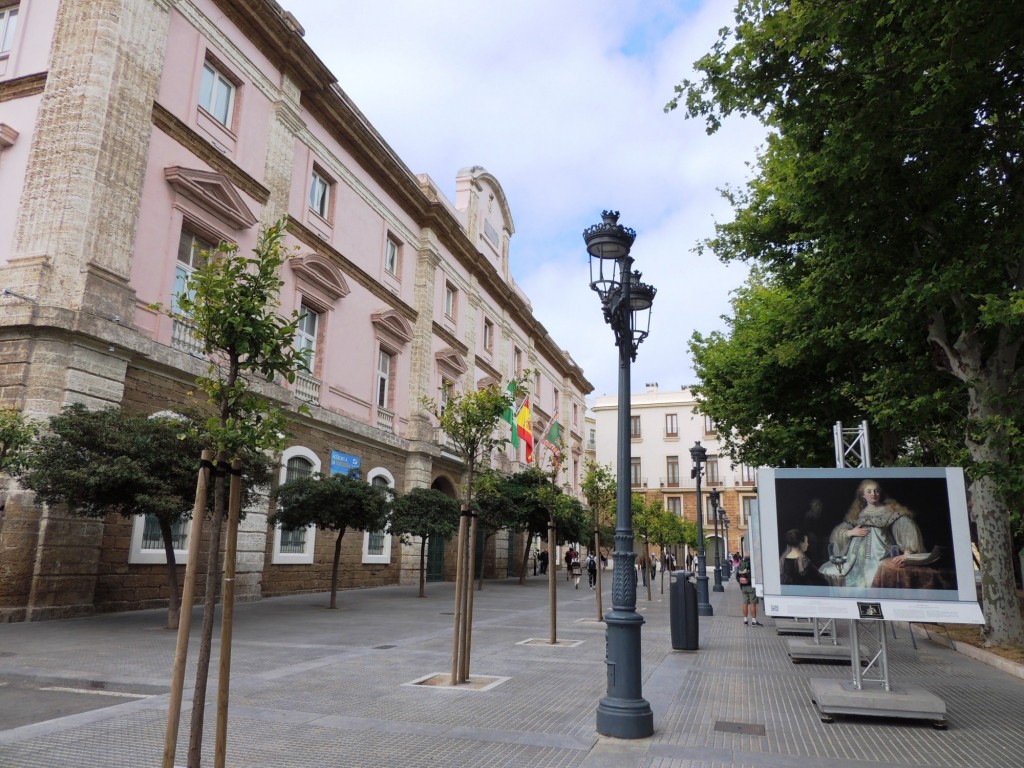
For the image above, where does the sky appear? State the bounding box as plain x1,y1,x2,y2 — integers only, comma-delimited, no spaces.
282,0,765,400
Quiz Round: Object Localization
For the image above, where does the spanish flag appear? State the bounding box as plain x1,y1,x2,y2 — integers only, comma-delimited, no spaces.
516,396,534,463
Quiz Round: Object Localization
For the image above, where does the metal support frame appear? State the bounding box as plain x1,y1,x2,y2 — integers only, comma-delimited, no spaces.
848,619,891,690
812,617,838,646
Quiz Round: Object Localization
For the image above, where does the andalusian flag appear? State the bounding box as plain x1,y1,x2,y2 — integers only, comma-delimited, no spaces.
500,382,520,450
516,396,534,463
544,416,562,458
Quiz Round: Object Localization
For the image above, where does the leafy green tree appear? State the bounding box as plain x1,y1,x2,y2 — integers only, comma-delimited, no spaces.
670,0,1024,645
0,408,36,475
19,406,201,629
161,218,307,765
473,468,525,586
389,487,460,598
649,506,691,594
425,378,519,683
275,471,390,608
581,460,616,559
17,406,271,630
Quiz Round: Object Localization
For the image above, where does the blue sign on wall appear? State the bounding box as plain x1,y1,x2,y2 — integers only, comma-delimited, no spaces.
330,450,361,476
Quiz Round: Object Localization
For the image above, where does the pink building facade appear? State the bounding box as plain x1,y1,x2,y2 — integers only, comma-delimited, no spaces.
0,0,590,620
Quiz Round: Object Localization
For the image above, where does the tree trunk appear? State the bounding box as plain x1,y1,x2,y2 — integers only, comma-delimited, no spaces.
160,519,180,630
966,390,1024,646
187,465,226,768
418,534,427,598
330,529,345,609
548,520,557,644
519,530,532,585
644,541,653,602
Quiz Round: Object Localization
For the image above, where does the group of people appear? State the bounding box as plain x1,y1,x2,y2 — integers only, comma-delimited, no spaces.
558,547,598,589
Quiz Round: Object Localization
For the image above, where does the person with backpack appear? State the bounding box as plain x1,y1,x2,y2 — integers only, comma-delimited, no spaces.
736,556,762,626
585,553,598,589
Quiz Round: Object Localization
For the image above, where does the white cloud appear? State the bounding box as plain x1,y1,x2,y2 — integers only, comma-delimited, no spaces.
284,0,764,398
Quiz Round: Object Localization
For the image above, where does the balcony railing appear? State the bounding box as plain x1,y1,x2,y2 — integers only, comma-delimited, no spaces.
295,371,321,404
659,476,681,488
171,318,204,356
377,406,395,434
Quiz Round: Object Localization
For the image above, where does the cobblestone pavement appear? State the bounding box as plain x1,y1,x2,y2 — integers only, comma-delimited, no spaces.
1,574,1021,767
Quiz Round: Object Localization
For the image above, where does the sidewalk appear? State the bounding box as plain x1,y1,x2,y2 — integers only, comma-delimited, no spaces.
1,573,1022,767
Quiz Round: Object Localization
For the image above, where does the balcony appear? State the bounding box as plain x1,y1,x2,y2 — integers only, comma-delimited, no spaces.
659,476,681,489
630,477,648,489
171,318,204,356
295,371,321,404
377,406,395,434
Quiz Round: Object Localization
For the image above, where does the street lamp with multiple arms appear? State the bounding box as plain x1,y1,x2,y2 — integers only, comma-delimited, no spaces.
585,211,655,740
689,442,713,616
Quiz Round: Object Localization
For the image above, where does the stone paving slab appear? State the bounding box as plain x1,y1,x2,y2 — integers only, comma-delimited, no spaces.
1,576,1022,767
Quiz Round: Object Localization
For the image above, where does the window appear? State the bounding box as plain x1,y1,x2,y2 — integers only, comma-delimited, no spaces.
483,318,494,353
309,169,330,219
740,464,756,485
444,282,457,319
665,456,679,487
384,237,400,276
553,387,560,412
362,468,395,564
572,402,579,428
199,61,236,128
295,304,319,372
703,414,717,435
666,497,681,516
174,228,212,314
706,457,720,485
376,349,393,408
534,371,541,402
0,5,17,55
741,496,757,527
630,415,641,438
513,347,523,376
665,413,678,437
130,514,192,564
630,457,642,487
440,378,452,413
273,446,320,563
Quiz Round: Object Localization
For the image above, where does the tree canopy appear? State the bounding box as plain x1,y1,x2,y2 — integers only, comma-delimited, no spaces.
275,470,390,609
389,487,460,597
670,0,1024,644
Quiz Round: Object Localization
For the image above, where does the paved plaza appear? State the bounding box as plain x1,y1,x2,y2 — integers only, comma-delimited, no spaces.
1,572,1022,767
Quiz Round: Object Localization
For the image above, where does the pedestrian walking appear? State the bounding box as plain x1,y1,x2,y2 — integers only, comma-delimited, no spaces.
586,553,597,589
538,550,548,575
737,555,762,626
571,557,583,589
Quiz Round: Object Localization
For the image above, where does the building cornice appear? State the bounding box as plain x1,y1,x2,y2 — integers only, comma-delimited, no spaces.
0,72,47,103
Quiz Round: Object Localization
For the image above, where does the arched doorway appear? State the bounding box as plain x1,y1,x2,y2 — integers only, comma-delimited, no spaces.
427,476,457,582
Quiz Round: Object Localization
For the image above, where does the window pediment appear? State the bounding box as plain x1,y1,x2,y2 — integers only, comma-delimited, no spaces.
476,375,500,390
164,166,257,229
435,347,468,377
291,254,350,302
371,309,413,346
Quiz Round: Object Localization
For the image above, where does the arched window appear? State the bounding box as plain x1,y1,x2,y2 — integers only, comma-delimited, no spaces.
273,446,321,564
362,467,394,564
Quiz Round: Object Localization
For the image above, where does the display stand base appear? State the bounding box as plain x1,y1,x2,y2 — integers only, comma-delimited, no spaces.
787,638,857,663
809,678,947,729
774,618,825,636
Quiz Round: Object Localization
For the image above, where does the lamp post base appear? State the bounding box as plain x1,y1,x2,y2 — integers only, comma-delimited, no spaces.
713,585,725,593
696,574,714,616
596,695,654,739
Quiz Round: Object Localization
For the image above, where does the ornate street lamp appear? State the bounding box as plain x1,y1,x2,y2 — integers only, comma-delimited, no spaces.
689,442,713,616
586,210,655,740
710,488,724,592
721,512,732,578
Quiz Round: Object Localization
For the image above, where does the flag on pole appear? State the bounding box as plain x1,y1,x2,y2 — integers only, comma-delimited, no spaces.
516,396,534,463
500,382,520,450
544,416,562,458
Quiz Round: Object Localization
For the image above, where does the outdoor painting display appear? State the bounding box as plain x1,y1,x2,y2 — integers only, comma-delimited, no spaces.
756,468,983,624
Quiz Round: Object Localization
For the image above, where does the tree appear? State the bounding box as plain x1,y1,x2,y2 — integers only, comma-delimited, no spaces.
17,406,271,630
18,406,200,629
159,218,307,767
473,468,525,587
275,471,390,607
426,379,519,684
580,459,616,618
670,0,1024,645
649,507,692,595
0,408,36,476
389,487,460,598
632,494,662,602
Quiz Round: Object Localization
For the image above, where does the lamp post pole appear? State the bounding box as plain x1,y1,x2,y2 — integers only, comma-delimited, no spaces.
722,514,731,579
690,442,713,616
710,488,724,592
585,211,655,740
